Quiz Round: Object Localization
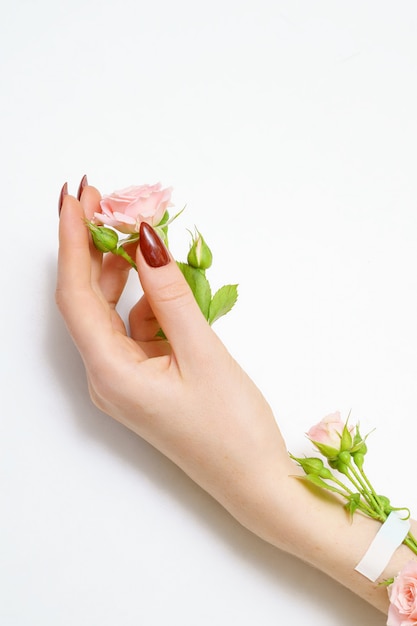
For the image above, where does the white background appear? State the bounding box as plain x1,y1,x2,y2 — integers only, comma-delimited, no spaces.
2,1,417,624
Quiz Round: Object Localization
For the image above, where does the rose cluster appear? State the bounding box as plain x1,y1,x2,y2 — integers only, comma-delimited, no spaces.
291,412,417,625
85,183,238,328
291,412,407,522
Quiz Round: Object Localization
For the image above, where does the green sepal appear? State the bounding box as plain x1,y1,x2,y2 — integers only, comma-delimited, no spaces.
157,206,186,244
156,210,168,243
177,262,212,319
378,577,395,587
351,424,373,454
340,422,353,451
344,493,361,519
310,440,340,460
301,474,342,494
157,210,170,227
352,452,365,471
208,284,238,325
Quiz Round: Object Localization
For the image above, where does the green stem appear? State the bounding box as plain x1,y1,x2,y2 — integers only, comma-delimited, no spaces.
323,478,355,500
404,534,417,556
348,463,385,518
329,475,356,497
342,465,374,508
115,246,137,271
357,466,386,514
404,530,417,554
407,530,417,546
329,475,382,519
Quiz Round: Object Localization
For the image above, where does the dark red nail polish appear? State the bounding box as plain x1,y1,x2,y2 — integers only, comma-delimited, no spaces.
139,222,170,267
58,182,68,216
77,174,88,201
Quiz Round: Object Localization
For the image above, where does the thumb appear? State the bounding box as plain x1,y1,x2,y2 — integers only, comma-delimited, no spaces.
135,222,217,361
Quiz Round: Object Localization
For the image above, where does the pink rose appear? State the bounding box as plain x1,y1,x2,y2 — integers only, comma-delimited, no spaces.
307,411,354,450
387,561,417,626
94,183,173,234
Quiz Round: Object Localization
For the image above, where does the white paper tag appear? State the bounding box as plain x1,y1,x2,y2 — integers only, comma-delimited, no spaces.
355,510,410,582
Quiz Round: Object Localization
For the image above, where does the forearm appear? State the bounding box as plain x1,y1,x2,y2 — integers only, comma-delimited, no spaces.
117,377,411,615
214,453,416,615
58,183,414,618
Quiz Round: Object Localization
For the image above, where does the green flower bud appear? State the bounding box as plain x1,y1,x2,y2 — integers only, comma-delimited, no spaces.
353,426,363,447
336,462,350,476
345,493,361,518
187,229,213,270
351,426,368,456
338,450,351,466
378,495,391,513
353,452,365,470
329,457,350,476
290,455,332,479
86,221,119,253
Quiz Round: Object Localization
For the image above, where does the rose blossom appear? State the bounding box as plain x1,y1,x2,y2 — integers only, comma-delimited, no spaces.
94,183,173,234
307,411,354,450
387,561,417,626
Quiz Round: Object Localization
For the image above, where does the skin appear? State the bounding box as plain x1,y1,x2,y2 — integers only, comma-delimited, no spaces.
56,184,417,616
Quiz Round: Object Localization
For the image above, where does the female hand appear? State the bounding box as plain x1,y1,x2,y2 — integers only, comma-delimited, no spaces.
57,180,411,615
56,181,291,539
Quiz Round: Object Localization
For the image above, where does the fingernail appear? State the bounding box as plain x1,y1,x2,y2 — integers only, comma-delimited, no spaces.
139,222,170,267
77,174,88,201
58,182,68,216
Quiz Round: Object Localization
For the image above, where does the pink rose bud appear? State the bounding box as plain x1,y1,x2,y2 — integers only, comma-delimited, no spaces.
94,183,173,234
187,229,213,270
307,412,355,452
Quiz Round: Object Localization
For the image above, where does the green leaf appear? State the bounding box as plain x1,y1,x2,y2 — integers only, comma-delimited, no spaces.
208,284,238,325
177,262,212,319
155,328,167,340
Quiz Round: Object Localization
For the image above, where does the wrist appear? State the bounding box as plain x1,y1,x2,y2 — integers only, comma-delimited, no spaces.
219,456,417,614
215,455,301,551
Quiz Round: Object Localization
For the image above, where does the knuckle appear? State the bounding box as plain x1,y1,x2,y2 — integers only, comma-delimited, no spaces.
154,279,194,307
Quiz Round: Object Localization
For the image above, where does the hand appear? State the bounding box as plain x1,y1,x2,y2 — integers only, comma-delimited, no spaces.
56,180,414,615
56,182,291,536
